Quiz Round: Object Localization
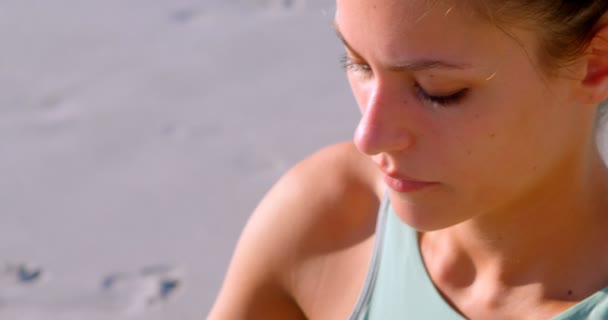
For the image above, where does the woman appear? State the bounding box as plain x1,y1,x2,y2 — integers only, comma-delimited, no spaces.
210,0,608,318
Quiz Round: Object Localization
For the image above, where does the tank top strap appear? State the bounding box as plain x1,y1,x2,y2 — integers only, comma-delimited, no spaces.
349,194,464,319
350,195,608,319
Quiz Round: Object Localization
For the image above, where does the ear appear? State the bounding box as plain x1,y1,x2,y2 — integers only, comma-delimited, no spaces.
580,23,608,105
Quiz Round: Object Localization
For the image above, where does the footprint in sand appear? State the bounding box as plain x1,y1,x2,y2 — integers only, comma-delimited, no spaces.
0,262,47,306
170,7,205,23
282,0,297,8
170,7,202,23
99,265,183,314
32,90,81,134
1,262,46,286
0,263,182,317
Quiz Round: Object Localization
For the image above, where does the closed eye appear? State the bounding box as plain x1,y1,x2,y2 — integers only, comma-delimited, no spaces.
415,85,468,107
340,54,371,75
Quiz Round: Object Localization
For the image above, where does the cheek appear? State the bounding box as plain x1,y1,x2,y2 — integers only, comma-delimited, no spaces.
428,106,518,180
435,100,549,200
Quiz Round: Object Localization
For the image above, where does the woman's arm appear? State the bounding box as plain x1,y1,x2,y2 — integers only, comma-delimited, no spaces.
208,142,381,319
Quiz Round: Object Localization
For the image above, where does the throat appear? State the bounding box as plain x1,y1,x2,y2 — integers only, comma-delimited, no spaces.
417,134,608,318
419,230,608,320
444,160,608,280
418,205,608,318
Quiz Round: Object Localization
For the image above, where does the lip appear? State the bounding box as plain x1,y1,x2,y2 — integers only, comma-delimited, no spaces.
383,173,438,193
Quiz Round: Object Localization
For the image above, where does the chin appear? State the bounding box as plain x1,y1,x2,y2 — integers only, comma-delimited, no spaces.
389,194,466,232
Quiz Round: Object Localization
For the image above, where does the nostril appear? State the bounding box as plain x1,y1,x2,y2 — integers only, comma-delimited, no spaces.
372,153,390,171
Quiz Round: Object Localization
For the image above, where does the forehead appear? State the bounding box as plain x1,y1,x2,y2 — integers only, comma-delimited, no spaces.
334,0,504,67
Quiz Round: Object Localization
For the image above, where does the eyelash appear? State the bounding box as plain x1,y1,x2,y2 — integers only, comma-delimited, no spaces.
415,86,468,107
340,54,371,74
340,54,467,107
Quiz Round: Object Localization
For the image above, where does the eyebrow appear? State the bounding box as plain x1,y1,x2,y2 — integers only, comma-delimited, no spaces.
332,21,472,72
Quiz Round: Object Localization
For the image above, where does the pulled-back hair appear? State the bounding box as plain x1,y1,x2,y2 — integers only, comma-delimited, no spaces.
468,1,608,127
471,1,608,74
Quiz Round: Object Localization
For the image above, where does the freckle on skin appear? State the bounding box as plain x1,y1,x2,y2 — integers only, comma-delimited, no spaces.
490,133,496,138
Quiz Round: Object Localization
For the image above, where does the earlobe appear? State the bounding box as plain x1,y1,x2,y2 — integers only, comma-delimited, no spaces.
580,24,608,105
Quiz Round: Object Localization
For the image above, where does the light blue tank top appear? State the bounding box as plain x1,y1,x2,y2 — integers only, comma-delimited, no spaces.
349,195,608,319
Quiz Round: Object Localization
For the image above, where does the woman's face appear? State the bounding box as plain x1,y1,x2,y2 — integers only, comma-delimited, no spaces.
335,0,592,230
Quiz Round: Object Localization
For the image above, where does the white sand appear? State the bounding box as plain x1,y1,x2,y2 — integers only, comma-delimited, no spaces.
0,1,357,318
4,2,608,320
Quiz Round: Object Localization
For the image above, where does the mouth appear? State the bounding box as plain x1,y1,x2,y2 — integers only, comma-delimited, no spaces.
383,172,438,193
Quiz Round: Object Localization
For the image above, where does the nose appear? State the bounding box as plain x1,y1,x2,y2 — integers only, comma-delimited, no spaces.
353,81,415,156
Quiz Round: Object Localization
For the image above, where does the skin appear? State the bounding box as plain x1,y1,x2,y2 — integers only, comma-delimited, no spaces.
209,0,608,319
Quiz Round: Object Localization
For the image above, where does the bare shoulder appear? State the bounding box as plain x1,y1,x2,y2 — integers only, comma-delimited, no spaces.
209,142,383,319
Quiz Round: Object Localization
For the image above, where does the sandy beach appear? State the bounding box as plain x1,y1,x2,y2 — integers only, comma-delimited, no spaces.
4,2,608,320
0,1,357,318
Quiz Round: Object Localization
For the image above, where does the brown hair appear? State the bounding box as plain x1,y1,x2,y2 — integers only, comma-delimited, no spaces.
472,0,608,74
463,1,608,132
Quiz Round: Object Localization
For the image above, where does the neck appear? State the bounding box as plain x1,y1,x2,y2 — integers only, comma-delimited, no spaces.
423,146,608,297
